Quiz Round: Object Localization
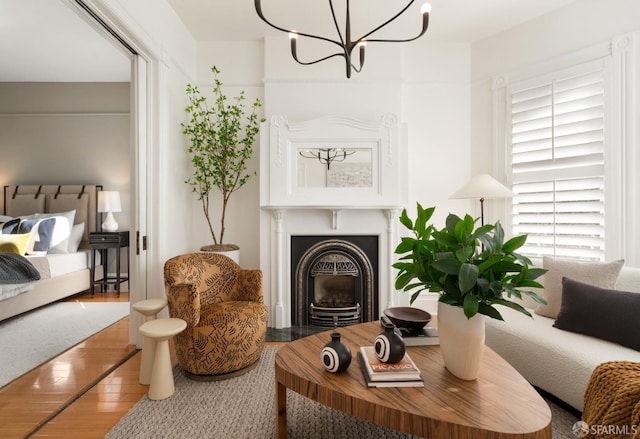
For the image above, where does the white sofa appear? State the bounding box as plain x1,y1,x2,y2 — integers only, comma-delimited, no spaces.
485,264,640,412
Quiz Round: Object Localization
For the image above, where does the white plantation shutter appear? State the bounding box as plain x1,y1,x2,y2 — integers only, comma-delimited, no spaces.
509,64,605,261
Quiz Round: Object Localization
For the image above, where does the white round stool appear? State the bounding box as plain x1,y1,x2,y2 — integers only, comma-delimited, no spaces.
139,318,187,400
133,298,168,385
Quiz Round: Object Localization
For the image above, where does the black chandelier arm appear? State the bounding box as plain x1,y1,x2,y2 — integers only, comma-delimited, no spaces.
356,0,429,44
364,15,429,43
349,43,365,74
298,150,321,160
356,0,415,41
255,0,343,49
291,51,346,66
329,0,346,47
293,40,356,77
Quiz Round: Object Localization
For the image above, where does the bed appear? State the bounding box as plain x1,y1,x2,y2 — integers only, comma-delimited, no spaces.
0,184,103,321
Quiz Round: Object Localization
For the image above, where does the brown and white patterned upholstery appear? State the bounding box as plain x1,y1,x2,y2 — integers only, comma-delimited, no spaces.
163,252,268,379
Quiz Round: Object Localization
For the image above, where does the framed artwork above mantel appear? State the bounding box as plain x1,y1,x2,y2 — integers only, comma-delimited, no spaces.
260,114,407,208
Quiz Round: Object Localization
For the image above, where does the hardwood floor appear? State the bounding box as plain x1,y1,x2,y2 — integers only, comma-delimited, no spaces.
0,291,284,439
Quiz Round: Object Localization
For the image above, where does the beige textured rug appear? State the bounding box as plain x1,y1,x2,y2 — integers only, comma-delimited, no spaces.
106,347,579,439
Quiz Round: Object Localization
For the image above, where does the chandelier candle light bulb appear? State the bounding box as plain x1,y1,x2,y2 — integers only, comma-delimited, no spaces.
357,41,366,66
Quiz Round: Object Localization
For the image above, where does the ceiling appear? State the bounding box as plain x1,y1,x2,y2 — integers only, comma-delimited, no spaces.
0,0,579,83
0,0,131,82
169,0,578,43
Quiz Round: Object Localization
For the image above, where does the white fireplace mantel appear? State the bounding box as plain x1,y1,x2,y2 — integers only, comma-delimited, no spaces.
259,114,410,328
262,205,403,230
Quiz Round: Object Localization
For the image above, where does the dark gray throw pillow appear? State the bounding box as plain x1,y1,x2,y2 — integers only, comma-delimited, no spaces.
554,277,640,351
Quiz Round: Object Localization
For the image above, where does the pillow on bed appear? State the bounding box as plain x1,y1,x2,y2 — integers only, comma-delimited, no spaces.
21,216,69,247
1,218,21,234
0,233,33,256
32,213,73,242
48,222,85,254
34,209,76,232
17,218,59,255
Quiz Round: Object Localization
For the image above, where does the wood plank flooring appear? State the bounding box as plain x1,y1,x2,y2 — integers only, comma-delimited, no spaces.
0,291,283,438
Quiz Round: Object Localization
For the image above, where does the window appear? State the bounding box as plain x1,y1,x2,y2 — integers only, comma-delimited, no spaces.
509,63,605,261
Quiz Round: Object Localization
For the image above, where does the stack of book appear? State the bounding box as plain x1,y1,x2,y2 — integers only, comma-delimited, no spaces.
396,326,439,346
357,345,424,388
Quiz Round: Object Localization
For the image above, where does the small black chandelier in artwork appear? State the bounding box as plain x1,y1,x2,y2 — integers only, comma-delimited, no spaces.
299,148,356,170
254,0,431,78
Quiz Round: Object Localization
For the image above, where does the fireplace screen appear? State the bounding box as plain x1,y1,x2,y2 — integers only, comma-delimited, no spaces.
292,236,377,327
308,254,360,326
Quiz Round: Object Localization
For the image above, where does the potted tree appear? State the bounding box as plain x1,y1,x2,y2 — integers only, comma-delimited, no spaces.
182,66,264,262
393,203,547,379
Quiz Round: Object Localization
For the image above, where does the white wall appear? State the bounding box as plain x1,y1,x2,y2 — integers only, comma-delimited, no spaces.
0,82,131,230
470,0,640,265
190,38,473,273
98,0,198,299
190,41,265,269
403,43,472,226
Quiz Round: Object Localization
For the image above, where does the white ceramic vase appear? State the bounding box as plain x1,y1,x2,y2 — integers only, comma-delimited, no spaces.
200,247,240,265
437,301,485,380
216,249,240,264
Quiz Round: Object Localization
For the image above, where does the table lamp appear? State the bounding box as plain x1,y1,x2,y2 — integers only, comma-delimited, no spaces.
450,174,514,226
98,191,122,232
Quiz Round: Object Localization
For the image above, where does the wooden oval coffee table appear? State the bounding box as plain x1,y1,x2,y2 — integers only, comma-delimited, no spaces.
275,321,551,438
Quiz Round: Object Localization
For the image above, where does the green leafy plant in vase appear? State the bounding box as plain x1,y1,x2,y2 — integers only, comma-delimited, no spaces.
182,66,265,256
393,203,547,380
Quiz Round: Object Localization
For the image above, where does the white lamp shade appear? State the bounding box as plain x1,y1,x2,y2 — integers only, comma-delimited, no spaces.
98,191,122,213
450,174,514,200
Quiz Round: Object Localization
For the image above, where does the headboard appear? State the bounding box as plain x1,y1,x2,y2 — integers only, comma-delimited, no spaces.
3,185,102,249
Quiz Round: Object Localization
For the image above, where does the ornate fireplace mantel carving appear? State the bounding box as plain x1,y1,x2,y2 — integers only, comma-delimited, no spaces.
260,114,407,208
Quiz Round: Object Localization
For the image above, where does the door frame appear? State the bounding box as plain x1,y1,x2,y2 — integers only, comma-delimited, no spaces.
67,0,158,346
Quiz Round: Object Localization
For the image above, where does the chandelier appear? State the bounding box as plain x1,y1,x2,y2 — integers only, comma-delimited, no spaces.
299,148,356,169
254,0,431,78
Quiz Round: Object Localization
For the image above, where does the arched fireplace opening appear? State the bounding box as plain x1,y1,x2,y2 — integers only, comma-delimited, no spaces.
292,236,378,327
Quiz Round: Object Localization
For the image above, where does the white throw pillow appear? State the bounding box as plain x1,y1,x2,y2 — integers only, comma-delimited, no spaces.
33,210,75,248
535,256,625,319
34,209,76,234
48,222,85,254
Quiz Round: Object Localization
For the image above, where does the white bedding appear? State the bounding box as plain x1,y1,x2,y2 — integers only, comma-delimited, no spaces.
27,250,91,278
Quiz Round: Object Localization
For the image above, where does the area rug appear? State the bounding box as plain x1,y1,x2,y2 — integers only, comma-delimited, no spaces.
106,347,580,439
0,301,130,387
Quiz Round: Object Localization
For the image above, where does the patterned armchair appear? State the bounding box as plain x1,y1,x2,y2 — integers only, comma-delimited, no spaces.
163,252,268,380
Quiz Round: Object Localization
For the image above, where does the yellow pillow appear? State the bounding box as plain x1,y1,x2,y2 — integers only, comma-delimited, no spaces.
0,233,33,256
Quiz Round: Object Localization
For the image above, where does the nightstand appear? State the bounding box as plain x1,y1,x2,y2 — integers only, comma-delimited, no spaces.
89,231,130,295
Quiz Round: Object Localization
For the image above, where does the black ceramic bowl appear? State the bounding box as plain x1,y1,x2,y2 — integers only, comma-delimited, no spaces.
383,307,432,330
